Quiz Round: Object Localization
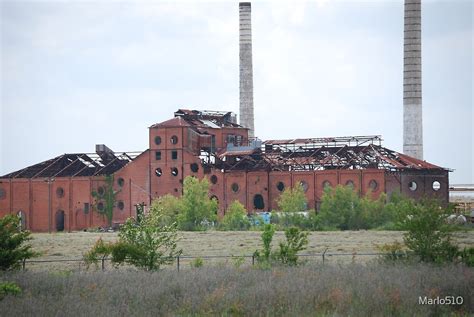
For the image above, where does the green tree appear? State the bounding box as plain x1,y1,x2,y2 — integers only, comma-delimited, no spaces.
277,183,307,212
254,224,276,265
276,227,309,266
396,198,458,263
319,185,361,230
0,214,38,270
149,194,182,227
219,200,250,230
178,176,218,230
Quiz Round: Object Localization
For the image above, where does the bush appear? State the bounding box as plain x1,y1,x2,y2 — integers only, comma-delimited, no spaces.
253,224,275,266
219,201,250,230
0,282,21,300
277,183,307,212
271,211,320,230
148,194,181,227
83,237,113,269
0,214,38,270
276,227,309,266
190,257,204,268
376,241,411,263
178,177,218,230
396,199,458,263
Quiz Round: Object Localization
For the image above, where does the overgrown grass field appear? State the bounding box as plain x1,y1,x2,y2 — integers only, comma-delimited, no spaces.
1,264,472,316
25,230,474,270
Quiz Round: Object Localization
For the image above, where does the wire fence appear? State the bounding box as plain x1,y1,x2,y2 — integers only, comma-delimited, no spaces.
20,250,390,272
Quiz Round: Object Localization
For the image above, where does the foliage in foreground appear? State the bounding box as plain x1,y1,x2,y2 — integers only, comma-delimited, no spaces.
84,213,182,271
0,214,38,271
0,282,21,300
218,200,251,231
276,183,307,212
2,264,472,316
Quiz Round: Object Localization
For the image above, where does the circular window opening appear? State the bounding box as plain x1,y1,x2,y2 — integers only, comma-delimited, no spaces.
408,181,418,191
190,163,199,173
155,168,163,177
171,167,179,177
323,180,332,189
56,187,64,198
170,135,178,144
117,177,125,187
97,202,105,211
154,136,162,145
299,181,309,193
210,175,218,184
432,181,441,191
231,183,239,193
0,188,6,200
369,180,378,191
97,186,105,197
276,181,285,192
253,194,265,210
117,201,125,210
345,180,355,189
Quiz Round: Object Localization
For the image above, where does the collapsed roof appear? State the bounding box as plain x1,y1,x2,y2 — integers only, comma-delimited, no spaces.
150,109,244,130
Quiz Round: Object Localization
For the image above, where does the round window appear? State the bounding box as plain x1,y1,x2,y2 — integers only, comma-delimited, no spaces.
345,180,355,189
117,177,125,187
210,175,218,184
171,167,179,176
154,136,162,145
276,181,285,192
117,201,125,210
190,163,199,173
56,187,64,198
231,183,239,193
369,180,378,191
432,181,441,191
299,181,309,193
97,186,105,197
408,181,417,191
0,188,6,200
155,168,163,177
170,135,178,144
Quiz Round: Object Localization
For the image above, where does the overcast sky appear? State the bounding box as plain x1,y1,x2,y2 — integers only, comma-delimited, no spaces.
1,0,472,184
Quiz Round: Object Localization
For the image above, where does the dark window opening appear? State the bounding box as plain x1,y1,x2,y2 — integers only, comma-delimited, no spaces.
56,210,65,232
300,181,309,192
345,180,355,189
171,151,178,160
408,181,417,191
118,201,125,210
190,163,199,173
276,182,285,192
154,136,162,145
171,167,179,176
210,175,218,184
231,183,239,193
84,203,90,214
117,178,125,187
155,151,162,160
97,202,105,211
56,187,64,198
253,194,265,210
369,180,378,191
170,135,178,144
155,168,163,177
17,211,26,230
0,188,5,200
97,186,105,197
210,195,219,211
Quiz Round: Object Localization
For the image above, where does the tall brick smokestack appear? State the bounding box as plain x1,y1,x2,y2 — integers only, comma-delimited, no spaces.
239,2,255,138
403,0,423,159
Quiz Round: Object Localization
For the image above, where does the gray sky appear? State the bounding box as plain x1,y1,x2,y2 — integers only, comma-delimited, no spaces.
1,0,473,184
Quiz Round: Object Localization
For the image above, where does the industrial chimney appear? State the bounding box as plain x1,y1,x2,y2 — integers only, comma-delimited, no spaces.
403,0,423,160
239,2,255,138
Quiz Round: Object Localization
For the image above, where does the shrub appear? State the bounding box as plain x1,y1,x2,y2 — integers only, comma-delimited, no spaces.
0,282,21,300
277,183,307,212
276,227,309,266
190,257,204,268
178,177,218,230
376,241,411,263
254,224,275,265
271,211,320,230
0,214,38,270
219,201,250,230
396,198,459,263
83,237,113,269
458,247,474,267
148,194,181,227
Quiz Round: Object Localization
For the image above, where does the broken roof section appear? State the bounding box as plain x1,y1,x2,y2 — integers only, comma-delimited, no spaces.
150,109,245,129
1,151,143,179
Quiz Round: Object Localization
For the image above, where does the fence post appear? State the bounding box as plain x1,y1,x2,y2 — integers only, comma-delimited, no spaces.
177,256,180,272
22,258,26,271
322,248,328,265
101,257,105,271
252,254,255,266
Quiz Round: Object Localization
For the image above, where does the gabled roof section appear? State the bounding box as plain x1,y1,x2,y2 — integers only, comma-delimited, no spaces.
1,151,144,179
150,109,245,130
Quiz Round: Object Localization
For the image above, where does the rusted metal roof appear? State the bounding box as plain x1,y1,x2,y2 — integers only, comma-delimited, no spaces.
150,109,245,130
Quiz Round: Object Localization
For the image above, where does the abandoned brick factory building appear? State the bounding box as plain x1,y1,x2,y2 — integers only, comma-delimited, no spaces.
0,109,449,232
